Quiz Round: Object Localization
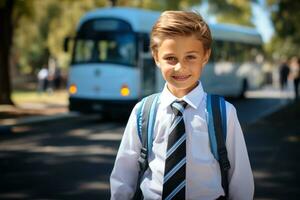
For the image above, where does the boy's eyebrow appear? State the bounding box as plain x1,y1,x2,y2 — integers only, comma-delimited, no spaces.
185,51,200,54
162,53,176,57
162,51,200,56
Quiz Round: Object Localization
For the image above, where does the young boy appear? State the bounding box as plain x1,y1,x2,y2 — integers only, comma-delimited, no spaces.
110,11,254,200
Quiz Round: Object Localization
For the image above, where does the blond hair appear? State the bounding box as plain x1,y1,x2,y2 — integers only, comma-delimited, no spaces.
150,11,212,54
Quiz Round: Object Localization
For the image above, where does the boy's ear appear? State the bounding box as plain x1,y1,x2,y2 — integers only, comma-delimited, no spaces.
203,49,211,65
152,50,160,68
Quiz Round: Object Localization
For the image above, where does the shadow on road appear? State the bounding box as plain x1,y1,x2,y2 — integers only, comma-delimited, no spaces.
243,100,300,199
0,116,126,199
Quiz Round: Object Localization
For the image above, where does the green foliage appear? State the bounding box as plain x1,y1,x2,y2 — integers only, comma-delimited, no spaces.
13,0,108,75
267,0,300,58
208,0,253,26
112,0,201,11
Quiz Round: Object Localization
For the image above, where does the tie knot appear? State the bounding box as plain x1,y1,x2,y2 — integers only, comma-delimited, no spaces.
171,100,187,116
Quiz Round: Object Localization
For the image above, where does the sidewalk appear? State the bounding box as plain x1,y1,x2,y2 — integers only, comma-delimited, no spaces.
0,88,75,127
0,101,76,134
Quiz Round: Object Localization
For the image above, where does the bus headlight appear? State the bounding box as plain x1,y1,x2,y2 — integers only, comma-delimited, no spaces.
120,84,130,96
69,84,77,94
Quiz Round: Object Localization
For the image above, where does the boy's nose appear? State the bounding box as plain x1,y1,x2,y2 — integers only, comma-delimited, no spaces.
174,62,186,71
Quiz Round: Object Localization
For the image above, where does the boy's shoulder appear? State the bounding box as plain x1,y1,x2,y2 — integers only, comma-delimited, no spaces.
131,93,161,116
224,100,236,115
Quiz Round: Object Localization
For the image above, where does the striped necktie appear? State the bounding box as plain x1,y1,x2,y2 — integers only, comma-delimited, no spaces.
162,100,187,200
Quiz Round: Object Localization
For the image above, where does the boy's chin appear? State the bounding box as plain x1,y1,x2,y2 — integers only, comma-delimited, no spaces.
172,80,198,89
167,81,199,96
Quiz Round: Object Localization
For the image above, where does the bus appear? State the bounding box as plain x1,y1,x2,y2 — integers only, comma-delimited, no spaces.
64,7,264,116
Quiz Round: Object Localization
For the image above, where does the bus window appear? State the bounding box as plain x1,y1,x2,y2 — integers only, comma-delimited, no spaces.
72,19,137,66
72,33,136,66
74,39,95,63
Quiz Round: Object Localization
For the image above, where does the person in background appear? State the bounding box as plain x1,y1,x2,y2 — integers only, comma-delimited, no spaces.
289,56,300,100
54,67,62,89
37,64,48,93
279,59,290,91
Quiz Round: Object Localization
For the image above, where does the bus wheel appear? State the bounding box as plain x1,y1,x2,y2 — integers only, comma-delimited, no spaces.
239,79,248,99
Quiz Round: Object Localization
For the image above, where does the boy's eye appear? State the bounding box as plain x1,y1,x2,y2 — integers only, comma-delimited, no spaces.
186,55,197,60
164,56,178,64
165,57,177,61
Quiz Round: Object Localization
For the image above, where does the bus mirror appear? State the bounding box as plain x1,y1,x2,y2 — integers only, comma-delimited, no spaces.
63,37,71,52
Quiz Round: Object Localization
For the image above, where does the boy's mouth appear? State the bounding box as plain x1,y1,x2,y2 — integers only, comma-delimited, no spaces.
172,75,191,81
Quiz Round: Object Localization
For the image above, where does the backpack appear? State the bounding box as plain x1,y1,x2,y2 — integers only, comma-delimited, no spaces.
132,93,231,200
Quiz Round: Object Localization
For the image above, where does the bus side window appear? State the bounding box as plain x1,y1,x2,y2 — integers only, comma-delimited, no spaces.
212,40,223,62
219,40,229,61
210,41,217,62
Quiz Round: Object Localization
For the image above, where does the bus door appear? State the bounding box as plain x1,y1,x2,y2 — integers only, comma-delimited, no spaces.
138,33,156,97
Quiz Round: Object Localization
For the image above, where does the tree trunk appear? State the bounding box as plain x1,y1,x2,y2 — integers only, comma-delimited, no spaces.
108,0,117,7
0,0,14,105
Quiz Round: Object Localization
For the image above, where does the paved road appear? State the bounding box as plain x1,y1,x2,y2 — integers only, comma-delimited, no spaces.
0,97,295,199
229,97,290,124
0,116,123,199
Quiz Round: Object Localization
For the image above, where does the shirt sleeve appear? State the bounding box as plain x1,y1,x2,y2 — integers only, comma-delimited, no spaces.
226,103,254,200
110,103,142,200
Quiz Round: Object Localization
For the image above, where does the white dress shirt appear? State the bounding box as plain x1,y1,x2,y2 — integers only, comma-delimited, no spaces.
110,82,254,200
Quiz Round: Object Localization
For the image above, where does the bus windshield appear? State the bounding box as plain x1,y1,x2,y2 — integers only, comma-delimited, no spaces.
72,19,136,66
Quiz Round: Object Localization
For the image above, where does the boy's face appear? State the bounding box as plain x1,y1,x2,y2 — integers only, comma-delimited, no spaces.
153,35,210,97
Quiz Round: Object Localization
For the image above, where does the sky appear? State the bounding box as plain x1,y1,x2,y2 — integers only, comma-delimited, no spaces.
196,0,274,43
251,0,274,42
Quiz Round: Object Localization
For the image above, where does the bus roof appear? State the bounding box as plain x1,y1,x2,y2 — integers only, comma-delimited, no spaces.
78,7,262,44
78,7,160,33
210,23,262,45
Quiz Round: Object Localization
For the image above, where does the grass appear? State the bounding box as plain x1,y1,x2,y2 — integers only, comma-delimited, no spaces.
12,89,68,106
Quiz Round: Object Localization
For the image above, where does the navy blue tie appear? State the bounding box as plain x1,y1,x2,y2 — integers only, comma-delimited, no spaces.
162,100,187,200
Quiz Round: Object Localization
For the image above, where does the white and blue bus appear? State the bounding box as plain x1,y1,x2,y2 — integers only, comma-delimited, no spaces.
64,7,264,115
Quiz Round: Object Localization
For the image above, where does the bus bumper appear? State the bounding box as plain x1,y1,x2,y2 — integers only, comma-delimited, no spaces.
69,97,138,116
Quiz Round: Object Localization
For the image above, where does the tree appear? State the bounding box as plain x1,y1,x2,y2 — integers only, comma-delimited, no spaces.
13,0,108,75
0,0,33,105
108,0,117,6
267,0,300,58
208,0,253,26
0,0,14,104
116,0,201,11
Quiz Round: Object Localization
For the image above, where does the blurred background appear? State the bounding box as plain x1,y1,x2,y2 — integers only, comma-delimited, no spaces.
0,0,299,199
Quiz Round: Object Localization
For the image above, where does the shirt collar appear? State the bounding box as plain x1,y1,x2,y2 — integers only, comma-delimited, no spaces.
159,81,205,110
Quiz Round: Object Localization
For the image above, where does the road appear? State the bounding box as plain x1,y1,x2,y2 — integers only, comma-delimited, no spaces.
0,96,293,199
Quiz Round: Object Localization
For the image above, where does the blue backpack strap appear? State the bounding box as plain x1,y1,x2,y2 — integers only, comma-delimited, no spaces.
133,93,160,200
219,96,227,141
207,94,218,160
207,94,230,198
207,94,228,159
137,98,146,142
147,94,160,152
136,93,160,152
